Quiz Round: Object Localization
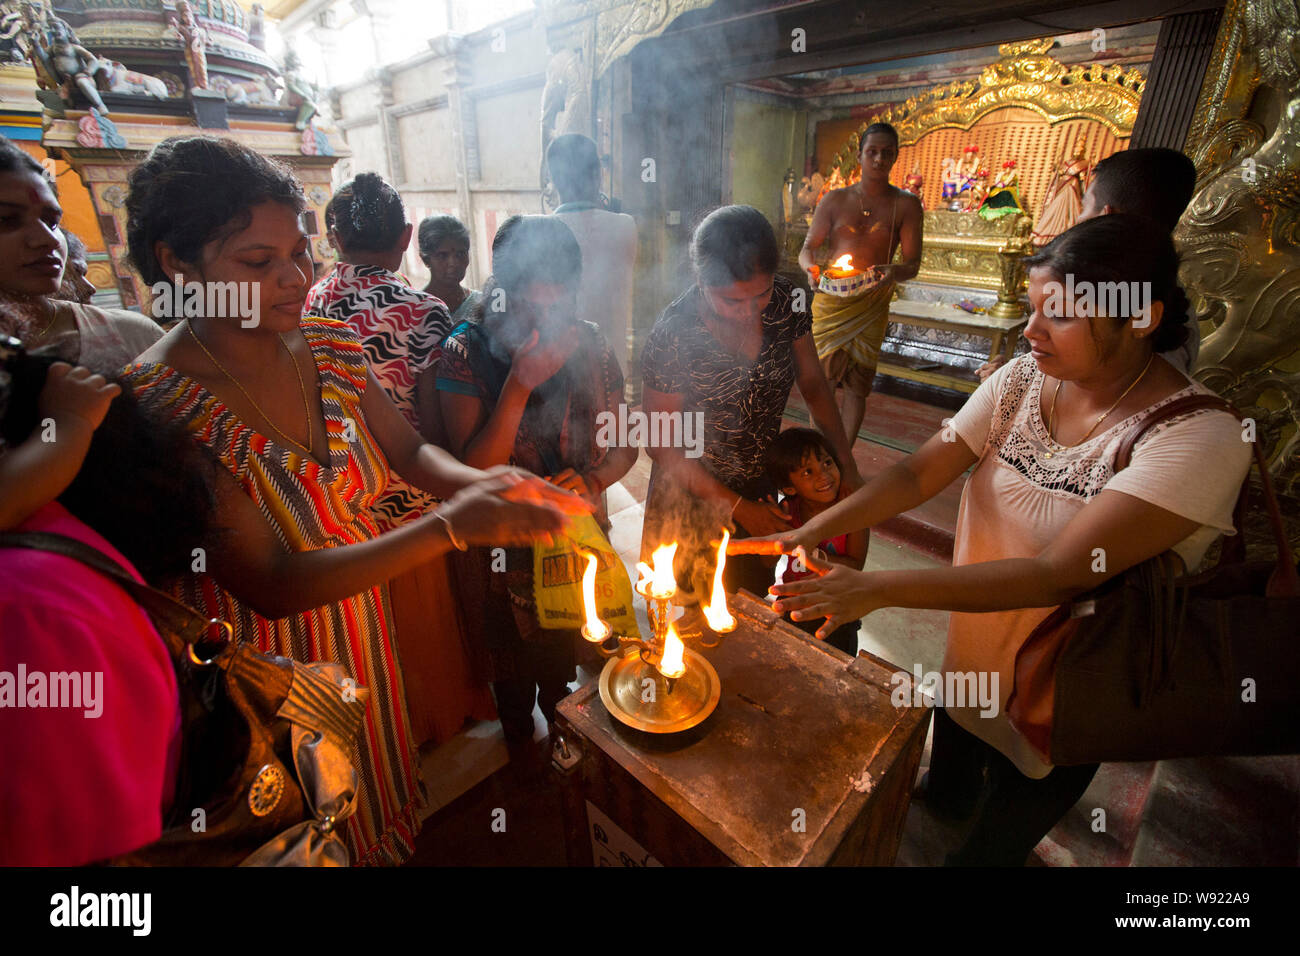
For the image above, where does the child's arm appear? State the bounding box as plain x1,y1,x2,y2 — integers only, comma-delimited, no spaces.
830,528,868,571
0,364,119,530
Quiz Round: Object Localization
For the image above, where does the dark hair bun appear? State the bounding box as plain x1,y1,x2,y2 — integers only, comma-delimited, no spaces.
325,171,406,254
1151,282,1191,354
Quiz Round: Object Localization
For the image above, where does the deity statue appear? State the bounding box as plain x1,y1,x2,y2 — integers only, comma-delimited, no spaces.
2,1,62,91
1032,148,1091,245
168,0,208,91
942,145,985,210
47,18,109,114
902,164,923,204
281,48,321,130
99,58,169,99
247,3,266,51
963,166,990,211
978,159,1026,220
540,42,592,205
940,156,962,202
796,171,824,220
223,74,280,107
959,145,983,186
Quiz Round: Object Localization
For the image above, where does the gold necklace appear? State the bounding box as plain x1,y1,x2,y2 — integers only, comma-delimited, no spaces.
1045,354,1154,459
28,299,60,339
858,183,872,220
187,322,316,458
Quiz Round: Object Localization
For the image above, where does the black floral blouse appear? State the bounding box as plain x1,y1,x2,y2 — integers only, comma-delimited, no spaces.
641,273,809,496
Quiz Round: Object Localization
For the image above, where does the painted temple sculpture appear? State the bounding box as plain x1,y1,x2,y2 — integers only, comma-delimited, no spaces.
0,0,348,310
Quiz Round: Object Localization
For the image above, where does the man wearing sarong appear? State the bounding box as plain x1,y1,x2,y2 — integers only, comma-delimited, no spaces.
799,122,922,446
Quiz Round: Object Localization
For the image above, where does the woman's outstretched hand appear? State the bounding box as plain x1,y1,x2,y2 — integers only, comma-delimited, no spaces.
435,469,590,548
768,546,882,640
479,465,593,516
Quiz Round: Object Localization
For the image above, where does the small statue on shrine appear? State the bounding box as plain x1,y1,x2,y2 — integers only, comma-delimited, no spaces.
248,3,266,51
941,146,985,210
169,0,209,91
978,159,1026,220
959,146,985,190
1032,147,1092,245
796,171,824,221
940,156,961,203
281,47,321,130
902,164,923,204
963,166,990,212
3,1,62,91
46,19,110,115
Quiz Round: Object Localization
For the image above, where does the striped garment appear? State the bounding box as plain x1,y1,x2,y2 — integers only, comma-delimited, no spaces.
306,262,452,531
123,317,425,866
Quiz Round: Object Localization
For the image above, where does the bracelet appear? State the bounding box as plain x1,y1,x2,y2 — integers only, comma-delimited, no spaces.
435,511,469,551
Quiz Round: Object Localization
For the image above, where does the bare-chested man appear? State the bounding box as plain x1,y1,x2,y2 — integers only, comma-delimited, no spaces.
799,123,921,445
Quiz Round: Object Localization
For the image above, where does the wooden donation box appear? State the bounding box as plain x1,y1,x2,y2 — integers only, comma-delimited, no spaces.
552,592,930,866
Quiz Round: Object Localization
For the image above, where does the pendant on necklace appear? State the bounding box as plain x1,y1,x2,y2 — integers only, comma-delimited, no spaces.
1044,451,1054,459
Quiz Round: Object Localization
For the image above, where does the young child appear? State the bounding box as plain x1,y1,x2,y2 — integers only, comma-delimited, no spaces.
765,427,867,655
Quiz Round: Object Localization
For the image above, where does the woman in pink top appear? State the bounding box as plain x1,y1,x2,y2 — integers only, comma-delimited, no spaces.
738,215,1252,865
0,351,219,865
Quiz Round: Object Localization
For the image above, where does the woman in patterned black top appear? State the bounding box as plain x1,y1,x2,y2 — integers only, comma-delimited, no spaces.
640,205,859,598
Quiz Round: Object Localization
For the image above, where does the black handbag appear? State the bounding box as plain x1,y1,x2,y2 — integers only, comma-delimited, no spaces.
1006,395,1300,765
1,531,369,865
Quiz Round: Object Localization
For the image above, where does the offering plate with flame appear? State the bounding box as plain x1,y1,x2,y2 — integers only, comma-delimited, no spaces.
579,535,736,734
818,254,882,297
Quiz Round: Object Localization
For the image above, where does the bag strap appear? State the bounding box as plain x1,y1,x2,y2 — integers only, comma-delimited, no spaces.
1113,394,1237,472
0,531,222,657
1113,394,1298,598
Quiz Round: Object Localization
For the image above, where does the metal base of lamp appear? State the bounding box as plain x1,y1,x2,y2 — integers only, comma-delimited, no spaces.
599,646,720,734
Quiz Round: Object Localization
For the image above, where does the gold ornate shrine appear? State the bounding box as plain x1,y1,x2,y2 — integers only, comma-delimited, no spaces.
823,38,1143,219
795,38,1144,393
1178,0,1300,526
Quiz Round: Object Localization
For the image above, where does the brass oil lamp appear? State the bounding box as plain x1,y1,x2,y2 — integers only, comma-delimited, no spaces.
580,533,736,733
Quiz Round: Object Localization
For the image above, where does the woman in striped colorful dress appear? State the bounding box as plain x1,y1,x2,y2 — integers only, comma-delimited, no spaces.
120,136,581,865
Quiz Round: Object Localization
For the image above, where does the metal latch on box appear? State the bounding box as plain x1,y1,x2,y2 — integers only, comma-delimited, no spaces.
550,731,582,773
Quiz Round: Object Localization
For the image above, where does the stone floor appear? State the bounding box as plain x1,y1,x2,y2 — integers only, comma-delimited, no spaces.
407,385,1300,867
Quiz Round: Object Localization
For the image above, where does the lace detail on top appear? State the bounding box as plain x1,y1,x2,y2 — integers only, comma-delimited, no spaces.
986,355,1223,501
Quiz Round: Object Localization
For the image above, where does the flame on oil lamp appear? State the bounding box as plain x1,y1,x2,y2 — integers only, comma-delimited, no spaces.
579,551,612,643
825,254,857,278
702,530,736,633
590,536,728,733
635,542,679,600
658,622,686,679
